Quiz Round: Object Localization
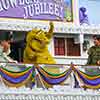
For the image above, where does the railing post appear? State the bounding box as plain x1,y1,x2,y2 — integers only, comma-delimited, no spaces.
34,64,47,89
70,62,80,88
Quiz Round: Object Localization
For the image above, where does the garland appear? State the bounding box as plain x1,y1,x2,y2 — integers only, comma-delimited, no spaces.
0,66,35,87
37,66,72,85
74,67,100,89
0,65,100,89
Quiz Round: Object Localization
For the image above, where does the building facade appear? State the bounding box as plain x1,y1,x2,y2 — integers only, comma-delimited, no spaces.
0,0,99,65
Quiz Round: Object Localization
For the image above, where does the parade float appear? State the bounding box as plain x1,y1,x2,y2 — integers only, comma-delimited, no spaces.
0,0,99,100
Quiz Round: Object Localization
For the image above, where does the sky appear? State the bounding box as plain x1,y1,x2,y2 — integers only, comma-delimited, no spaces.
79,0,100,25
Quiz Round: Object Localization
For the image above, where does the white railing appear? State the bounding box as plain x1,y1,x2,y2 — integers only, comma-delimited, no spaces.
0,89,100,100
0,62,100,100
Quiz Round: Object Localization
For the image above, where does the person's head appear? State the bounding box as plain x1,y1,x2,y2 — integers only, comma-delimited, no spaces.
0,40,10,53
0,32,11,55
93,35,100,46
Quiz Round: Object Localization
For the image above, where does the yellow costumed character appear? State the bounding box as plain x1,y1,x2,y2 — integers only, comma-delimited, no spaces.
23,22,59,88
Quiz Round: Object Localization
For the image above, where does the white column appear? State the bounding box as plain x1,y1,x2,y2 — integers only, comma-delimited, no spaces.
79,34,84,57
48,37,54,56
72,0,80,25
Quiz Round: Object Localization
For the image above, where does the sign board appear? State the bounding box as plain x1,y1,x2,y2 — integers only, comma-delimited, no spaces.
0,0,73,22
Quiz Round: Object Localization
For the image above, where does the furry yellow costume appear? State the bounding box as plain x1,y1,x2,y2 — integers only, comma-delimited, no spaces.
23,22,59,88
23,22,55,64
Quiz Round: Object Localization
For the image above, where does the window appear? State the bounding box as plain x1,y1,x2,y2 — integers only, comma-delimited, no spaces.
54,37,65,55
54,37,80,56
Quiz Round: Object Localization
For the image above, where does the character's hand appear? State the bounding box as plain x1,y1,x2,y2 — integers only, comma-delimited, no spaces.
97,60,100,65
49,22,54,28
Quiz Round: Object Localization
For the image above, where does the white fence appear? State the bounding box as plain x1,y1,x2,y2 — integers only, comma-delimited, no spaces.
0,62,100,100
0,90,100,100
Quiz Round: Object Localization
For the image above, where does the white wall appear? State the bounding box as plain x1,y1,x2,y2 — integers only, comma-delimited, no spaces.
54,56,87,65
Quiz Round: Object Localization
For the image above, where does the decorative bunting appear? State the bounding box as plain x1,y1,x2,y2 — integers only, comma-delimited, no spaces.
0,64,100,89
74,67,100,89
36,66,72,85
0,66,35,88
0,66,32,78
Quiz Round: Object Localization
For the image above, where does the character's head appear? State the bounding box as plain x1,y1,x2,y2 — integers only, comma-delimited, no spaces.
26,29,50,51
93,35,100,46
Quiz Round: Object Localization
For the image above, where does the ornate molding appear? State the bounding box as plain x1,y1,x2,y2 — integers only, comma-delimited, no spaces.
0,18,99,34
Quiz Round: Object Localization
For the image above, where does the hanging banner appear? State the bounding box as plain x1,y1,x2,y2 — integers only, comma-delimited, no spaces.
0,0,73,22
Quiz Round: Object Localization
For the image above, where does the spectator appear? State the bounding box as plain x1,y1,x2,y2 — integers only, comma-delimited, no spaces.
87,35,100,65
0,32,17,63
86,35,100,75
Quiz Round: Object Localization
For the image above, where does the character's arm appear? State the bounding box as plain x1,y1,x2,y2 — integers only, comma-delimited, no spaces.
46,22,54,39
